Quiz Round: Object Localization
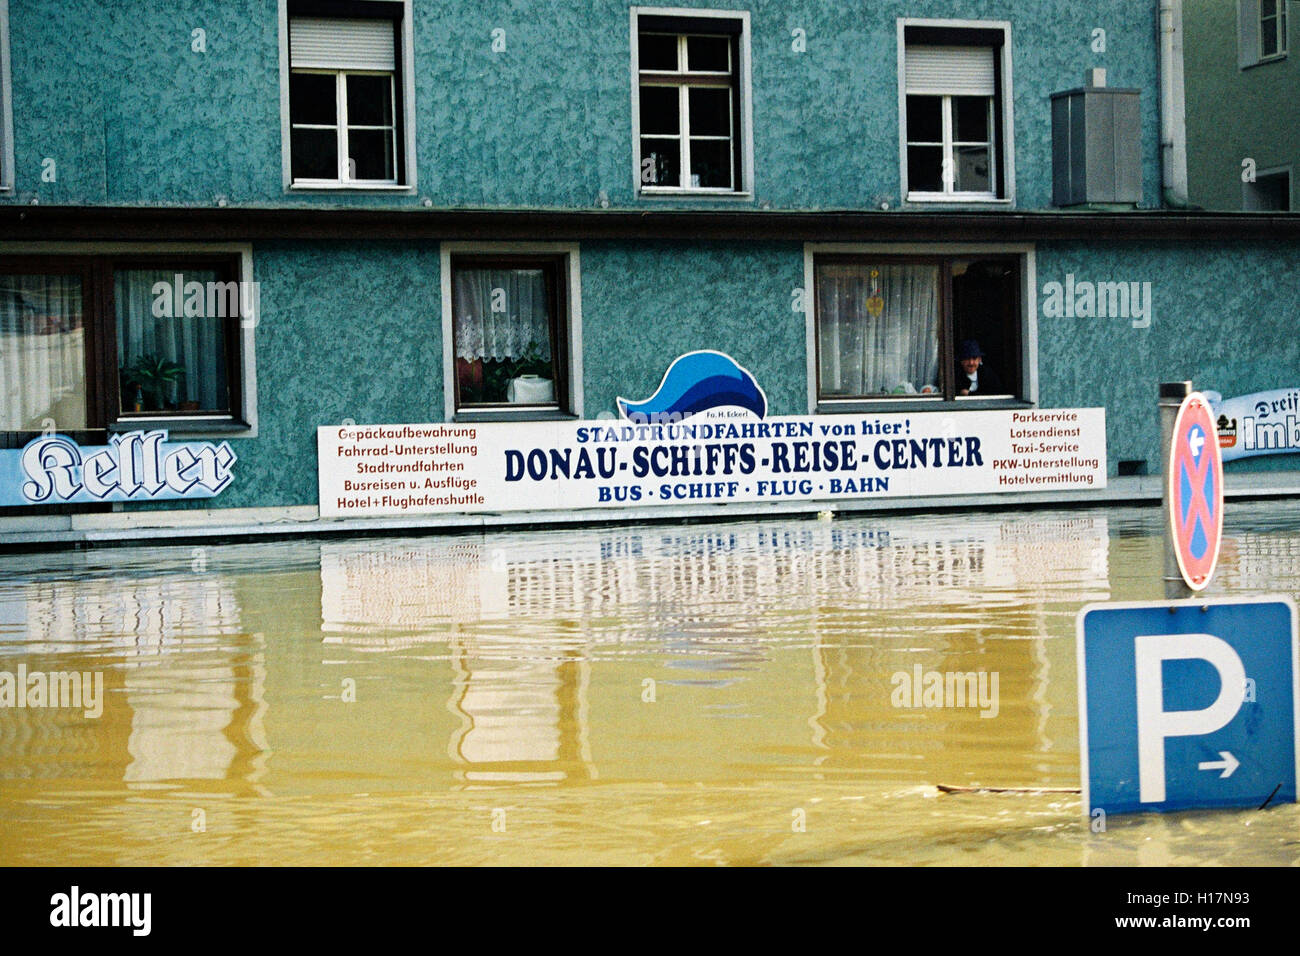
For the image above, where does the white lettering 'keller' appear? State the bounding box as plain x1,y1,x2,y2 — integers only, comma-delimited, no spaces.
81,449,119,498
16,431,236,504
20,435,81,502
140,431,165,495
113,432,143,496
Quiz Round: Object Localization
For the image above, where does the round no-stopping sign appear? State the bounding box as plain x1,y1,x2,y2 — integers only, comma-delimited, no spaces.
1169,392,1223,591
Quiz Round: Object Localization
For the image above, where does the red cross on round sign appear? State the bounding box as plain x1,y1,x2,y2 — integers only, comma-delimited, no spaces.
1169,392,1224,591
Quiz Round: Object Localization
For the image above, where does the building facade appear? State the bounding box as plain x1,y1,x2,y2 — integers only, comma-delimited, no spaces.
1,0,1298,542
1184,0,1297,211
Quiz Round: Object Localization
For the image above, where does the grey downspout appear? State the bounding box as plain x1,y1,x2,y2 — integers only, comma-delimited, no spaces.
1158,0,1195,208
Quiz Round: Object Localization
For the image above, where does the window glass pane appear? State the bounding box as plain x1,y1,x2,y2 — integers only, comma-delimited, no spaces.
1244,171,1290,210
688,138,732,188
686,35,729,72
1262,0,1277,18
954,96,990,142
816,263,941,398
347,128,396,180
290,72,337,126
638,33,679,71
452,266,557,406
906,96,942,143
115,269,231,415
0,274,87,429
1262,24,1279,57
951,258,1019,397
640,138,681,186
907,145,943,192
291,128,338,179
345,74,392,127
955,144,992,192
688,87,731,137
639,85,681,135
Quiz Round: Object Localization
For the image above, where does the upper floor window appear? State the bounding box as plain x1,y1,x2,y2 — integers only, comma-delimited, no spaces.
283,1,412,189
900,23,1011,203
1240,0,1288,66
1261,0,1288,58
632,9,751,195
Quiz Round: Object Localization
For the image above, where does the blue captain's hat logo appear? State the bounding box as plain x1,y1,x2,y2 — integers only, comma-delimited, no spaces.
617,351,767,423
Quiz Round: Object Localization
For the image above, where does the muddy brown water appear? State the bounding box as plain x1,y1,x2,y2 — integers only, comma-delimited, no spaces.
1,503,1298,865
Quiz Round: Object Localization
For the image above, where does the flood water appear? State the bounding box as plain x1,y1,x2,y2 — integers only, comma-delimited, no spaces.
1,502,1298,866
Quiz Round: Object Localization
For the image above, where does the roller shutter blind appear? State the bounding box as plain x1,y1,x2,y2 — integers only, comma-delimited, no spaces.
905,45,995,96
1238,0,1261,67
290,17,395,70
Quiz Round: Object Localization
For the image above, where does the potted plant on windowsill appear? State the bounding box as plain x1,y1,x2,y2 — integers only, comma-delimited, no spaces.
122,354,186,412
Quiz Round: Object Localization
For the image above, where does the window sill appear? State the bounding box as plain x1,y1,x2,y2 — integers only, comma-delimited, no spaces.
638,188,753,200
287,182,414,193
452,409,579,424
905,193,1012,206
1243,52,1288,69
816,397,1031,414
110,417,251,438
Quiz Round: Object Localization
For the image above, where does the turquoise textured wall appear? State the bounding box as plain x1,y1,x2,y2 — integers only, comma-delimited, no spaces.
1036,240,1300,473
3,0,1160,211
180,236,1300,509
218,241,442,507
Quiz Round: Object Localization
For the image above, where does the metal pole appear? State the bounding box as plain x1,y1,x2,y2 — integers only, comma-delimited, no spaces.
1159,381,1193,600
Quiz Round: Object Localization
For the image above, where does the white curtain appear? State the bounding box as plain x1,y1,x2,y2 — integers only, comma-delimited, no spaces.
453,267,552,362
115,270,228,412
817,263,940,396
0,274,87,430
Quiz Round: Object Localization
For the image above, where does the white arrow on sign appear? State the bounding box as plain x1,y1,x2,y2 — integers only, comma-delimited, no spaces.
1197,751,1239,778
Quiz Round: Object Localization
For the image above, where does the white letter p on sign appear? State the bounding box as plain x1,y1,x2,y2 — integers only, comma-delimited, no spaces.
1134,633,1246,803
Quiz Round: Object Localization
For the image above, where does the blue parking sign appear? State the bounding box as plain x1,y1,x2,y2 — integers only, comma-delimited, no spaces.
1077,596,1299,815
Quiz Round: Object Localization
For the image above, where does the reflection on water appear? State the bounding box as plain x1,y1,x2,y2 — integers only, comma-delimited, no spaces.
1,504,1297,865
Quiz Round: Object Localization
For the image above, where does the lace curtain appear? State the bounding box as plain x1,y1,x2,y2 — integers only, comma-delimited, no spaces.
453,267,552,362
817,263,940,396
0,274,87,430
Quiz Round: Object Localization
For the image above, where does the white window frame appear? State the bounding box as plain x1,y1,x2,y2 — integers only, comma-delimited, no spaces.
630,6,754,199
278,0,417,192
0,241,261,439
897,19,1015,207
440,243,584,422
0,0,13,193
801,242,1038,414
290,69,399,185
1260,0,1289,59
1239,0,1289,67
